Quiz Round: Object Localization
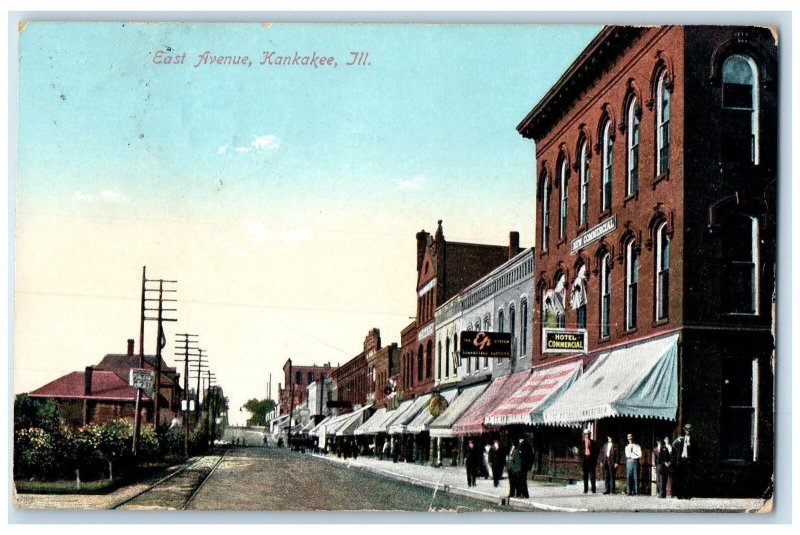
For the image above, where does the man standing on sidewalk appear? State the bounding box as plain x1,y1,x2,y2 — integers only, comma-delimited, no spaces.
579,429,599,494
600,434,620,495
624,433,642,495
672,424,696,499
465,439,481,487
489,440,505,488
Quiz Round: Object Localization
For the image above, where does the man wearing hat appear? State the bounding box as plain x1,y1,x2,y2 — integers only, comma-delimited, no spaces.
672,424,696,499
624,433,642,495
578,429,600,494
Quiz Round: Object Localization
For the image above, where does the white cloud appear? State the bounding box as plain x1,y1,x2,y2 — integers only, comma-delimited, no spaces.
217,145,228,155
234,146,252,153
397,175,427,191
250,134,281,151
74,190,124,203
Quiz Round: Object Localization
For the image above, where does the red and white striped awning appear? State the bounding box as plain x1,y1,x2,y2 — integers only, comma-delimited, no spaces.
484,360,582,426
450,370,530,436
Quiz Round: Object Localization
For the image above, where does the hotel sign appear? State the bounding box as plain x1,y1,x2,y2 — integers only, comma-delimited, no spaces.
543,328,588,354
459,331,512,359
571,215,617,254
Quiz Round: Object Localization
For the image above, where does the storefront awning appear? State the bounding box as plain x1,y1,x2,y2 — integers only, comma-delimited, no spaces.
429,383,488,438
353,407,390,436
387,394,432,434
484,360,583,426
335,405,374,436
406,388,459,434
542,332,679,425
451,371,531,435
324,405,373,436
309,415,332,437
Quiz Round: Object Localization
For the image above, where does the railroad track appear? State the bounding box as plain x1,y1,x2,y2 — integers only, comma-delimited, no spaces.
110,449,228,510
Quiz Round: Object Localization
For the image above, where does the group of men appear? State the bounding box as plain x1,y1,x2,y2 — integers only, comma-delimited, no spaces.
464,437,534,498
580,424,696,499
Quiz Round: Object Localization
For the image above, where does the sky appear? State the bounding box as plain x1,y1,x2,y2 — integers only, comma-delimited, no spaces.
14,22,602,425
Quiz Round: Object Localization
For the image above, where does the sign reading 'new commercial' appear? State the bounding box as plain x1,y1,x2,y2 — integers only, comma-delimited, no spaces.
459,331,512,359
543,328,588,354
571,215,617,254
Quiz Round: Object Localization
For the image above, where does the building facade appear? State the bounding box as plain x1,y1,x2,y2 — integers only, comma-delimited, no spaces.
517,25,777,496
278,359,335,416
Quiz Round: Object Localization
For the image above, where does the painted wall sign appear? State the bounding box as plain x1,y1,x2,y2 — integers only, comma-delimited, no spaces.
571,215,617,253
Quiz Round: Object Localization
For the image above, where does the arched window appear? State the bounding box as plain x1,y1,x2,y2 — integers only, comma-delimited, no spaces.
498,309,505,333
437,341,442,380
627,97,640,195
417,346,424,383
656,69,671,176
579,139,590,226
295,371,302,385
722,55,759,164
445,337,451,377
554,271,567,328
452,334,458,376
509,304,517,359
483,316,491,368
559,156,569,240
655,222,671,320
571,261,588,329
625,239,640,330
307,372,314,384
521,298,529,357
541,171,550,252
600,253,612,338
722,212,759,314
601,120,613,211
426,340,433,379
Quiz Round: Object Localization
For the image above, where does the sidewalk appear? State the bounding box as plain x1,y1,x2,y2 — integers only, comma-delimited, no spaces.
312,453,764,513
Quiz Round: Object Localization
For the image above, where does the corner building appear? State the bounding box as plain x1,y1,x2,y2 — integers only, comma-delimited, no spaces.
518,26,776,496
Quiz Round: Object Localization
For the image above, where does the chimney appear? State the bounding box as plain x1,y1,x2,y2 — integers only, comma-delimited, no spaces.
509,231,521,259
127,338,135,356
84,366,93,396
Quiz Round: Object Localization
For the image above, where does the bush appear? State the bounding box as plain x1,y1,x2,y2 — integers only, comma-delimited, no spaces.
139,425,160,461
14,428,54,480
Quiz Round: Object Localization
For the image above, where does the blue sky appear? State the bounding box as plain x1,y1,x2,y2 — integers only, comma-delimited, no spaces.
15,22,602,421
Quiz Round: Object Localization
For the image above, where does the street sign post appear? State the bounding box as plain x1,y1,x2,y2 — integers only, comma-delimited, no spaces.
129,368,154,395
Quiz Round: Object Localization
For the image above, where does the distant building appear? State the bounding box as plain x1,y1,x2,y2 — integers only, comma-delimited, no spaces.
278,359,335,415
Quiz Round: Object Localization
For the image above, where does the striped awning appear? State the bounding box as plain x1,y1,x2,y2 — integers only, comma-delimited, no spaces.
327,405,373,436
387,394,432,435
450,371,530,436
429,383,488,438
406,388,458,434
335,405,375,436
353,407,390,436
484,360,583,426
543,332,679,425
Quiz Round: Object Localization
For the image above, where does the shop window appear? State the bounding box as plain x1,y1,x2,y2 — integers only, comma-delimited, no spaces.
722,55,759,164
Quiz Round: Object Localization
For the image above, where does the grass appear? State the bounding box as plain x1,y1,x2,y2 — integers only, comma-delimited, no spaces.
14,458,188,495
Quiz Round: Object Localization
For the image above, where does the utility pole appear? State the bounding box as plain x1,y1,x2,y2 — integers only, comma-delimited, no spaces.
174,333,199,457
132,267,177,457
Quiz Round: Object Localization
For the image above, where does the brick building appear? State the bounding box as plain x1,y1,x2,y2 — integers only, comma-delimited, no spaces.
517,25,776,496
331,328,381,413
278,359,335,416
401,221,522,399
367,341,400,408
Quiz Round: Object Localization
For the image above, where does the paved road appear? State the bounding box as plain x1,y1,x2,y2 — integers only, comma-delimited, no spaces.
186,447,518,512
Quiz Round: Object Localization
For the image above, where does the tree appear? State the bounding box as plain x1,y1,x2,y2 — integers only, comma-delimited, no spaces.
242,398,276,427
